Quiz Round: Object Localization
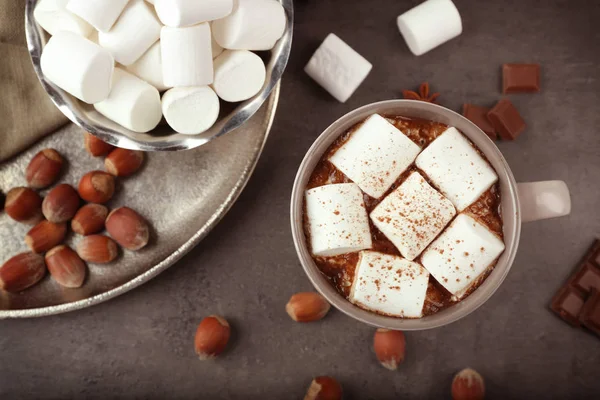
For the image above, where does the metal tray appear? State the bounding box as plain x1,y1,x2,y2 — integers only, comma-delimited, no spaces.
0,84,279,318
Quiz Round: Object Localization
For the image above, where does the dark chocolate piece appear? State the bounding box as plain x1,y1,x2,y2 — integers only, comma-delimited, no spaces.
579,289,600,337
549,239,600,329
487,99,526,140
570,263,600,295
551,286,585,326
462,104,497,140
502,64,541,94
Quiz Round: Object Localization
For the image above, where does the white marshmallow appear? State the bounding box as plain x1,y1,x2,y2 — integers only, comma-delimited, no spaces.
212,50,266,102
162,87,220,135
126,42,170,91
397,0,462,56
416,127,498,211
94,68,162,133
211,27,224,59
371,172,456,261
161,24,214,87
305,183,372,257
211,0,286,51
145,0,155,3
349,251,430,318
304,33,373,103
155,0,233,27
421,214,505,298
34,0,93,37
98,0,161,66
329,114,421,198
66,0,130,33
41,31,114,104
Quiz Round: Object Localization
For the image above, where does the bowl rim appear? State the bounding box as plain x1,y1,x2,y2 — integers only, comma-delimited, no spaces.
290,99,521,330
24,0,294,151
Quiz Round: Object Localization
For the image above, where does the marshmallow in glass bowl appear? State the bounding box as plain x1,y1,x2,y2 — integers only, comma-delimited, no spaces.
35,0,287,135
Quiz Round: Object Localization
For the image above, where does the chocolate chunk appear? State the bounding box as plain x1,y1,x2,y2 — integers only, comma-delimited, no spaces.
551,286,586,326
570,263,600,295
579,289,600,337
502,64,540,94
462,104,496,140
549,239,600,329
487,99,526,140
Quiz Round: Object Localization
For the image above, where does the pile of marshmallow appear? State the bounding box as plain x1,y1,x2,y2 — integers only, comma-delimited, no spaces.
305,115,505,318
35,0,286,134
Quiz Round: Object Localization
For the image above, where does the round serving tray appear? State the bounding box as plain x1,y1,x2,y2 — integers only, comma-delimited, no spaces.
0,83,279,318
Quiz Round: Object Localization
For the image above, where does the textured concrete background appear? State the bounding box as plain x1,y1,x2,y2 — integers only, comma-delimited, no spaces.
1,0,600,398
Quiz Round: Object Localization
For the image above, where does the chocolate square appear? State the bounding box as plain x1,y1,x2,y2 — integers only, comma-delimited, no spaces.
570,263,600,295
579,289,600,337
487,99,526,140
551,286,585,326
462,104,497,140
502,64,541,94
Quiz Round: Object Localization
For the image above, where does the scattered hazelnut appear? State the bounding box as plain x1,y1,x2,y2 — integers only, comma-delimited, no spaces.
194,315,231,360
304,376,343,400
105,207,149,250
84,132,114,157
78,171,115,204
286,292,331,322
42,183,80,223
451,368,485,400
45,245,87,288
0,252,46,292
4,187,43,224
25,148,64,189
76,235,118,264
71,203,109,236
25,220,67,254
105,148,144,177
373,328,406,370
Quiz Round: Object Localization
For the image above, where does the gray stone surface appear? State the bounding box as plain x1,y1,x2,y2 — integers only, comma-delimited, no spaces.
1,0,599,398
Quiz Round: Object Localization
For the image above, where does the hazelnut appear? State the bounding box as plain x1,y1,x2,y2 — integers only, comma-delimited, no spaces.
26,149,64,189
76,235,118,264
25,220,67,254
84,132,114,157
304,376,343,400
78,171,115,204
4,187,43,224
105,207,149,250
451,368,485,400
42,183,80,223
194,315,231,360
0,252,46,292
45,245,87,288
105,148,144,177
71,204,109,236
373,329,406,370
286,292,331,322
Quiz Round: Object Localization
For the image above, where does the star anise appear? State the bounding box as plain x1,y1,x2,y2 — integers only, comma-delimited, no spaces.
402,82,440,103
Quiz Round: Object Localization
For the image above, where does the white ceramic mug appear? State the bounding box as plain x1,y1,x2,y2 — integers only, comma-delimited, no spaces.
290,100,571,330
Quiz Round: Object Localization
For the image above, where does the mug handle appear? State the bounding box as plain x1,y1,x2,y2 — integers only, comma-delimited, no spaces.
517,181,571,223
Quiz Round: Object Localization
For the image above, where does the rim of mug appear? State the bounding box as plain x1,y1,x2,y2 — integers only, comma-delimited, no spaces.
290,99,521,330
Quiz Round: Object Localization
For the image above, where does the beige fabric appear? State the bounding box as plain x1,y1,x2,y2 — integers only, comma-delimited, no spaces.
0,0,68,162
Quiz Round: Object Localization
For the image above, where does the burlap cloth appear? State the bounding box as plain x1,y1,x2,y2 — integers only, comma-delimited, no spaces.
0,0,68,162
